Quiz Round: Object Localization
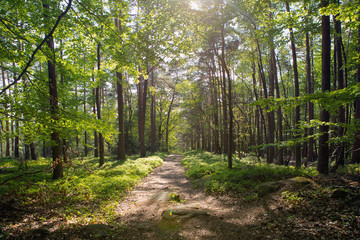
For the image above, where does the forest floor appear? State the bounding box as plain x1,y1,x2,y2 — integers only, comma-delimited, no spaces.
112,154,272,240
1,154,360,239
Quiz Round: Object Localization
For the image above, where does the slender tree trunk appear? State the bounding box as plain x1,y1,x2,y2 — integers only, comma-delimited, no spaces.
272,51,283,165
96,42,104,166
286,2,301,168
332,14,345,171
137,66,147,157
306,32,314,165
2,69,10,157
150,70,157,153
219,58,228,154
116,72,126,160
221,25,233,169
318,0,331,174
115,17,126,160
84,85,88,157
93,88,98,158
166,89,176,152
268,46,275,164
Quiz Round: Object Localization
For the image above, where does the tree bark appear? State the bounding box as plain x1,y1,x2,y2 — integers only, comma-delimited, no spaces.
165,88,176,152
2,68,11,157
96,42,104,166
137,66,147,157
306,32,314,165
84,85,88,157
150,70,157,153
318,0,331,174
43,1,63,179
332,13,345,170
115,17,126,160
286,2,301,168
116,72,126,160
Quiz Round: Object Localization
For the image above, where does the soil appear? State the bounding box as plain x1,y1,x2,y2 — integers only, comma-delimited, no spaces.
112,154,274,240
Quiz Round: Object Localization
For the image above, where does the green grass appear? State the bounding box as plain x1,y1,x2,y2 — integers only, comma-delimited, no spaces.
0,154,164,224
181,150,318,197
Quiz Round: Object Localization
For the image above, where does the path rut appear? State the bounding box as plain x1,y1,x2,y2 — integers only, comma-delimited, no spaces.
115,155,275,240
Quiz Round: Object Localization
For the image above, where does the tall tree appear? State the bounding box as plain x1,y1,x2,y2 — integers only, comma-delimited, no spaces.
286,1,301,168
150,70,157,153
115,13,126,160
42,0,71,179
96,41,105,166
318,0,331,174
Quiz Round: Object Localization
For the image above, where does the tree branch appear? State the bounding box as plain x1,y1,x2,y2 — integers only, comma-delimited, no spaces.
0,0,73,96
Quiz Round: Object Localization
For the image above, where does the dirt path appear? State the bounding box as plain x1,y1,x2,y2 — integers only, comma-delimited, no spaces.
115,154,275,240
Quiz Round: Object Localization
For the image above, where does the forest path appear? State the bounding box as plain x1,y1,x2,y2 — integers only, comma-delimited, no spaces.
115,154,274,240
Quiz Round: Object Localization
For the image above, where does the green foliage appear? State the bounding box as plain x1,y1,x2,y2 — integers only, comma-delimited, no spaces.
181,150,317,197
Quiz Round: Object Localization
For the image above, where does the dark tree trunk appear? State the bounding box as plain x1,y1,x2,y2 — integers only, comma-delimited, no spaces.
2,69,10,157
268,46,275,164
306,32,314,165
272,50,283,165
96,42,104,166
43,0,63,179
318,0,331,174
219,58,228,154
211,68,220,154
25,144,30,160
150,70,157,153
286,2,301,168
221,25,233,168
84,86,88,157
116,72,126,160
114,16,126,160
30,142,37,160
93,76,98,158
332,14,345,171
137,67,148,157
166,89,176,152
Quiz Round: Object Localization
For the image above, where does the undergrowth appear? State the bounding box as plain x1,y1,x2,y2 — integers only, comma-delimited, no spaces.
0,154,164,224
181,150,318,198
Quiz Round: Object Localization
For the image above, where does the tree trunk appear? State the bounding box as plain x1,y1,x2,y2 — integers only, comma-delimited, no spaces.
116,72,126,160
166,88,176,152
221,25,233,168
306,32,314,165
272,50,283,165
318,0,331,174
42,0,64,179
96,42,104,166
286,2,301,168
30,142,37,160
84,85,88,157
137,66,147,157
219,58,228,154
150,70,157,153
2,69,10,157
